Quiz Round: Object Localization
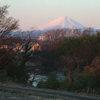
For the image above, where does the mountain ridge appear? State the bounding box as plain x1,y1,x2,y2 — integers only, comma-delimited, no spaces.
33,16,87,31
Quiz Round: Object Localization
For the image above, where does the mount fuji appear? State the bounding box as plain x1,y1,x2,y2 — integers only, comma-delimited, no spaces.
33,17,87,31
12,17,100,38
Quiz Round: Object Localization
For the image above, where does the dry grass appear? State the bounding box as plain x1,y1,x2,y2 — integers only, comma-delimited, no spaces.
9,90,22,94
0,87,8,92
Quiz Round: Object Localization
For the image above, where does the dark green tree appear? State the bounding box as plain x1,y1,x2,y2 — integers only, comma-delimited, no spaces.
20,40,32,69
7,40,32,84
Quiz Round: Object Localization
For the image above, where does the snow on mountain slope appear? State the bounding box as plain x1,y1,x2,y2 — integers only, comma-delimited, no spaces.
33,17,87,31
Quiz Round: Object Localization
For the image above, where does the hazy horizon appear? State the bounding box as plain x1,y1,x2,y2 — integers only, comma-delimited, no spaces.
1,0,100,31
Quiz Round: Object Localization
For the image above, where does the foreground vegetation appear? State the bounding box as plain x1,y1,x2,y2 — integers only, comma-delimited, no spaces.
37,31,100,94
0,5,31,84
0,5,100,95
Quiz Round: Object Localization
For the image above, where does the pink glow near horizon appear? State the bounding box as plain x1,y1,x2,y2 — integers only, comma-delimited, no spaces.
0,0,100,31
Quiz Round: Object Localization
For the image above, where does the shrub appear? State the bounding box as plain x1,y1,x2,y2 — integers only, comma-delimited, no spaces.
59,78,69,90
36,79,45,88
0,71,9,82
44,72,61,89
63,72,100,91
37,72,61,90
6,64,30,84
85,72,100,88
0,49,14,71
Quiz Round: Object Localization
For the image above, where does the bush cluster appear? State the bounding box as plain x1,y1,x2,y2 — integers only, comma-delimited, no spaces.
37,72,100,94
37,72,61,90
0,41,31,84
40,31,100,93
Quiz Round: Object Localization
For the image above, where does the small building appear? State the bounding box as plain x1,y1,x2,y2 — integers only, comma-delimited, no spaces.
13,43,23,52
0,45,8,49
0,44,14,50
38,35,54,41
71,29,74,36
30,43,41,51
38,35,47,41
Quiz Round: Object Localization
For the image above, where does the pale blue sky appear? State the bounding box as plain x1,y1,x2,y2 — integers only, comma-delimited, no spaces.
1,0,100,31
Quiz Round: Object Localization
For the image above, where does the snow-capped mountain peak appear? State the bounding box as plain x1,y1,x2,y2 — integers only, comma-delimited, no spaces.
33,16,87,31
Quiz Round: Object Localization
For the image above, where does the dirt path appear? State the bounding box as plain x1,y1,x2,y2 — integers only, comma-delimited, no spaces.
0,84,99,100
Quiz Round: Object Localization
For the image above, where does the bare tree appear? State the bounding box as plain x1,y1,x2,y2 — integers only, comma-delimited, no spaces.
0,5,19,40
0,5,19,71
44,29,69,42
